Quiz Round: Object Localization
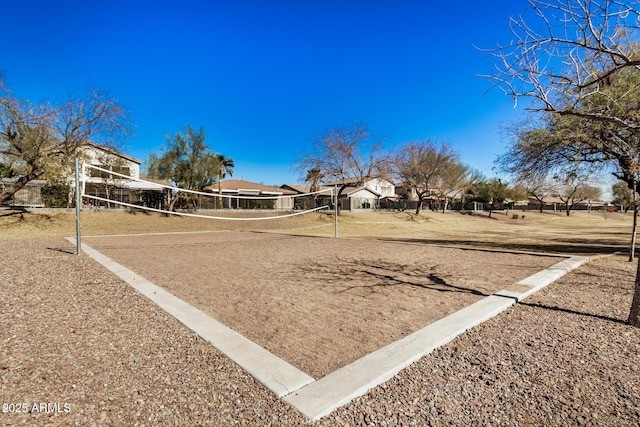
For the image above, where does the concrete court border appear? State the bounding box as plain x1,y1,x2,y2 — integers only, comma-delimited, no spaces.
66,235,590,421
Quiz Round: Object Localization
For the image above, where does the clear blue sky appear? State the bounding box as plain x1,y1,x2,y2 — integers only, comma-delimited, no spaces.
2,0,534,186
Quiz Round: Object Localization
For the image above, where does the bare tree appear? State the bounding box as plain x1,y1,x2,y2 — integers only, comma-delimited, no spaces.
393,140,460,215
0,85,129,205
295,123,389,210
553,170,602,216
433,163,477,213
517,174,555,213
486,0,640,326
484,0,640,132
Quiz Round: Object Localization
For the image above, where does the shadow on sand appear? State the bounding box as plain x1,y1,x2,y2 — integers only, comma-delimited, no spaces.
374,237,625,256
517,301,628,325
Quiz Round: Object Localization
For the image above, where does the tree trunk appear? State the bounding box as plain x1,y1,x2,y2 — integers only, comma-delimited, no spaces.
0,169,45,205
415,198,423,215
629,185,638,262
105,186,112,209
217,173,223,209
441,197,448,214
630,204,638,262
67,186,74,209
167,191,181,214
335,184,348,216
629,259,640,327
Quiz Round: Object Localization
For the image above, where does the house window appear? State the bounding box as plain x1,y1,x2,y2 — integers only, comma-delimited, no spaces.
89,165,131,179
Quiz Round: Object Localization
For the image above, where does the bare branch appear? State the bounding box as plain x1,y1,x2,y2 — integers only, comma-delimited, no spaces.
294,122,389,190
483,0,640,132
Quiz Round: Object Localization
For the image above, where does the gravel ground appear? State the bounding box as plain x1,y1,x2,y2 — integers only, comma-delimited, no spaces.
1,237,639,426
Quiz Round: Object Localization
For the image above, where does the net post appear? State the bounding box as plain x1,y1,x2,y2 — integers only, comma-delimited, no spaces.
334,185,338,238
75,158,81,255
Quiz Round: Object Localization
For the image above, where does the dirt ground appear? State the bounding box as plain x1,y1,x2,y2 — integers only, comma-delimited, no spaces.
84,231,560,378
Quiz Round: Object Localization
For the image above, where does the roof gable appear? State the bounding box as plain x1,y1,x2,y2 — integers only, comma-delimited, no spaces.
80,141,142,165
344,186,381,197
280,184,333,194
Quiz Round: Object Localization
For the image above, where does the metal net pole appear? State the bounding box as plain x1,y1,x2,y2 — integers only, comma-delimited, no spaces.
75,158,81,255
334,185,338,238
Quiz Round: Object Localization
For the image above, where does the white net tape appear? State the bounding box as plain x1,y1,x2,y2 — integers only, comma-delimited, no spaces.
80,163,334,221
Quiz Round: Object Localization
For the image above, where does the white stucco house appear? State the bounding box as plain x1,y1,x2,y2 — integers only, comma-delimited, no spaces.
2,142,166,208
79,142,168,207
324,177,397,211
80,142,140,181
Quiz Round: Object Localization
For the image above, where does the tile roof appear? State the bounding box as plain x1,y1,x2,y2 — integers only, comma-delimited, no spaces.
204,179,297,195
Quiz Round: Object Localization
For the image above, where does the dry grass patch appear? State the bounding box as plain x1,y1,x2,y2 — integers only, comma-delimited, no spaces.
0,208,633,255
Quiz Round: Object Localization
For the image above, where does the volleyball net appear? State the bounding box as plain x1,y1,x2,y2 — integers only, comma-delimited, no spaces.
78,163,336,221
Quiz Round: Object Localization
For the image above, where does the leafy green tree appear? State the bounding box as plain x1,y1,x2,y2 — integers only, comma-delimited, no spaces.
41,183,71,208
468,178,517,218
612,181,633,212
0,162,14,178
148,125,223,211
304,167,326,209
612,179,640,259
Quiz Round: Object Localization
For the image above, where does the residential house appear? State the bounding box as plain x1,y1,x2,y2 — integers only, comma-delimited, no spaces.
526,195,607,213
82,142,139,205
2,142,166,209
279,184,333,210
322,177,397,211
204,179,297,210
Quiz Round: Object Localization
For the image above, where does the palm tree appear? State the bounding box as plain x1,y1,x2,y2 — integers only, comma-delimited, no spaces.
215,154,234,209
305,168,324,193
305,168,325,209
